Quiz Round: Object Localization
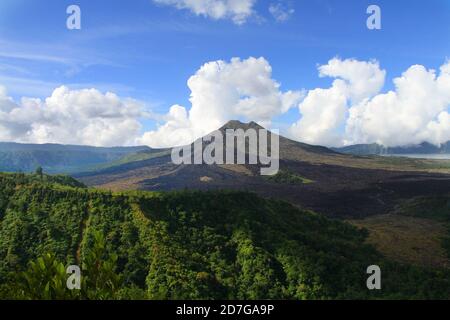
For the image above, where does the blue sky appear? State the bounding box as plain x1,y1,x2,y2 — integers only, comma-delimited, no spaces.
0,0,449,147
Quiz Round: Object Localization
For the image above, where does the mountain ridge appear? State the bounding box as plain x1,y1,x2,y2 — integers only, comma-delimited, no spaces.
334,141,450,156
1,120,450,181
0,142,152,173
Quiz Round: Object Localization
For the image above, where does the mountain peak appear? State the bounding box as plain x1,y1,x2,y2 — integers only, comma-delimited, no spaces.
220,120,264,131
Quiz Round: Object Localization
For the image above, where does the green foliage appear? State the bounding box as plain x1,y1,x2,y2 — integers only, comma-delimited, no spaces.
267,170,314,184
0,172,450,300
14,253,75,300
35,166,43,178
0,231,123,300
395,195,450,259
394,196,450,222
81,231,122,299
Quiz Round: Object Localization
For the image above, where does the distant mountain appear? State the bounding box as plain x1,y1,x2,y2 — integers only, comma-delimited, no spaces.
334,141,450,156
0,142,152,173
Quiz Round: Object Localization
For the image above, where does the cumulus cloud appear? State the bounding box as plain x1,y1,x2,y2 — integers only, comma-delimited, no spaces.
318,58,386,104
269,2,295,22
290,58,386,146
0,86,144,146
0,57,301,148
153,0,256,24
290,57,450,147
138,57,302,147
346,62,450,147
2,57,449,149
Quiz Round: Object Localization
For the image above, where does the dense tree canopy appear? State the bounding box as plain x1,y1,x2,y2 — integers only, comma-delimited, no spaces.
0,172,449,300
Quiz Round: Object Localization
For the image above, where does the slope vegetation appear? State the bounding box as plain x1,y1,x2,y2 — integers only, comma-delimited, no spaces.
1,173,450,299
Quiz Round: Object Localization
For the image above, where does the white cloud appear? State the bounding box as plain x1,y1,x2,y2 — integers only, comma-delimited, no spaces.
269,2,294,22
0,57,301,149
318,58,386,104
0,86,14,109
138,57,302,147
0,86,144,146
290,58,450,147
153,0,256,24
290,58,386,146
2,57,449,149
290,84,348,147
346,62,450,147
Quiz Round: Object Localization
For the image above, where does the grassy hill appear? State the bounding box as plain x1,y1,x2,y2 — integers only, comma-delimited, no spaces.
1,172,450,299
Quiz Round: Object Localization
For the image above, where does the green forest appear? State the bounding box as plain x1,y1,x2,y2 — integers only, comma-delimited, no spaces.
0,172,449,300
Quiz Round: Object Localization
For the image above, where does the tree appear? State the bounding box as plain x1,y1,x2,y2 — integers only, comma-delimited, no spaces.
0,231,122,300
4,253,79,300
35,166,43,179
82,231,122,299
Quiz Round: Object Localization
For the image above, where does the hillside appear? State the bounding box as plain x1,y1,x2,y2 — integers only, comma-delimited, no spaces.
0,142,152,173
3,122,450,177
1,172,450,299
349,194,450,269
